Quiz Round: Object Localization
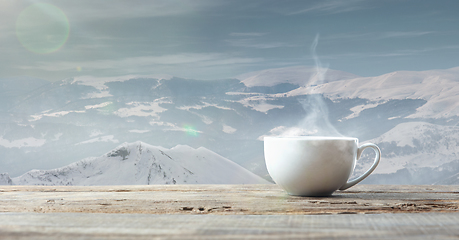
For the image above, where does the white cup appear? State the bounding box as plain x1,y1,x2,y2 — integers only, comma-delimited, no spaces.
264,136,381,196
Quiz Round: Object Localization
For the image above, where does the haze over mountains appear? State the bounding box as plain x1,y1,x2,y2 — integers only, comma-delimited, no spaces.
1,65,459,185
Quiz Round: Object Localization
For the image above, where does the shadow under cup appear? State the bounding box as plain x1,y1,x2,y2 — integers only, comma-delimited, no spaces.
264,136,381,197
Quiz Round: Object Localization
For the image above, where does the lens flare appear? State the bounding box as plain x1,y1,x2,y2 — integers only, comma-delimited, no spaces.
183,125,199,137
16,3,70,54
100,102,117,115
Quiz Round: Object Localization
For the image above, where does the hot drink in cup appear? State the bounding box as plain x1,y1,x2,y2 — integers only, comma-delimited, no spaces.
264,136,381,196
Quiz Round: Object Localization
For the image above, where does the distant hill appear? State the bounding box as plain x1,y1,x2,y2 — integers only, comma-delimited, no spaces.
3,141,269,185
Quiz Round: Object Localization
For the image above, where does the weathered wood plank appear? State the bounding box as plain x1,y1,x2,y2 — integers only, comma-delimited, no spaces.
0,185,458,215
1,212,459,239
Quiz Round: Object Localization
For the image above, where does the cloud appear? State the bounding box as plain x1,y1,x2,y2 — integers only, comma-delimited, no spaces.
0,0,217,40
324,31,434,41
288,0,366,15
58,0,220,21
18,53,264,72
229,32,267,37
226,32,296,49
320,45,459,59
380,31,434,38
225,39,297,49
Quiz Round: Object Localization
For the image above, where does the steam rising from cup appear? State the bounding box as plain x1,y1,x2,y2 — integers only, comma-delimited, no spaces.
310,34,328,89
277,34,343,137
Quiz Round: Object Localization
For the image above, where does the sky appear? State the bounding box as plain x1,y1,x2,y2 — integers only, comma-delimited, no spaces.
1,0,459,82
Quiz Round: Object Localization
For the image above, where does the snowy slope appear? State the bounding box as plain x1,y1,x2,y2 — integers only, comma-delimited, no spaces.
11,141,269,185
239,67,459,119
0,173,12,185
236,66,359,87
309,67,459,119
435,172,459,185
352,122,459,184
363,122,459,174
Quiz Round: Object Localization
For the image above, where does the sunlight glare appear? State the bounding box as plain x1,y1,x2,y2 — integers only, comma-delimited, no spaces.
15,3,70,54
183,125,199,137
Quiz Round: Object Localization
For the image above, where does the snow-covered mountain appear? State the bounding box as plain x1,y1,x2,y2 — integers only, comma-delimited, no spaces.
309,67,459,119
2,65,459,185
3,141,268,185
0,173,12,185
352,122,459,184
236,66,359,87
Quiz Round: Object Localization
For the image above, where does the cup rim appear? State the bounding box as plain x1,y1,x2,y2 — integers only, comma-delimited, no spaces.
263,136,358,141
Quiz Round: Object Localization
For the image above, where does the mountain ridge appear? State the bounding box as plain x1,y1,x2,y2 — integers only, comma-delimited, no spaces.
5,141,269,185
1,66,459,185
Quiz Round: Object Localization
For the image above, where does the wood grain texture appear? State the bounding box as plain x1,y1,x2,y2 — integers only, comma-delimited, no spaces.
1,212,459,239
1,184,458,215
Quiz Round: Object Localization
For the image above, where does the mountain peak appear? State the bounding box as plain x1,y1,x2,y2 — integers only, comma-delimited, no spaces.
236,66,360,87
0,173,12,185
10,142,269,186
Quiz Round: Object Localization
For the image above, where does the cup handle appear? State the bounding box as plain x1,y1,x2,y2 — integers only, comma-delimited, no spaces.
339,143,381,190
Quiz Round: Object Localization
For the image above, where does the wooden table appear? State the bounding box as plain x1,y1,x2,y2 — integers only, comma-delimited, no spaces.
1,184,458,239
